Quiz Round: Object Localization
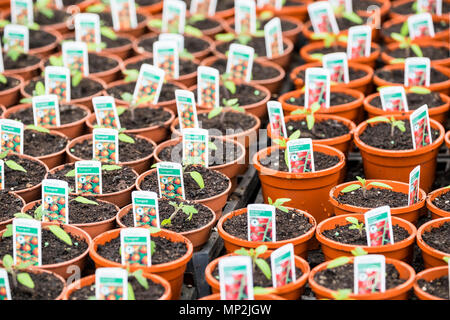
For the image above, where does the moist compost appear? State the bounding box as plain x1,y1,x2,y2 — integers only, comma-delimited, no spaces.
260,149,340,172
138,35,209,54
195,111,257,135
309,44,348,56
0,190,25,222
219,83,267,105
336,187,409,208
210,58,281,81
285,118,350,140
382,21,449,37
65,35,132,49
216,37,288,58
44,53,119,74
4,53,40,70
24,129,68,157
24,77,104,100
29,29,57,49
8,104,87,125
287,92,356,107
125,57,198,75
295,67,367,82
392,0,450,15
417,276,449,300
370,92,445,110
375,68,449,84
7,271,64,300
107,81,182,102
34,9,69,25
421,222,450,254
387,46,450,61
98,12,146,28
432,191,450,212
4,155,47,192
0,76,20,91
189,17,221,30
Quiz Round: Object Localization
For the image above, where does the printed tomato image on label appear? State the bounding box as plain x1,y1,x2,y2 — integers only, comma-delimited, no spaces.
93,129,119,164
162,0,186,34
0,120,24,155
197,67,219,109
157,162,185,199
153,41,179,79
0,270,11,300
219,256,254,300
271,244,296,288
182,128,208,166
120,228,151,267
41,179,69,224
132,191,160,228
364,206,394,247
226,44,254,83
408,166,421,206
13,219,41,266
11,0,33,25
287,138,315,173
322,53,349,84
75,161,102,195
308,2,338,34
111,0,137,30
354,255,386,294
32,95,61,127
95,268,128,300
132,64,165,106
305,72,329,109
75,13,101,49
0,160,4,190
247,204,276,242
410,105,432,150
177,97,197,129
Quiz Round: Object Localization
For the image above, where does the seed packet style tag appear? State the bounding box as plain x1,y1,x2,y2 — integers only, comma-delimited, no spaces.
32,95,61,127
322,52,349,84
110,0,138,31
247,204,276,242
410,104,432,150
44,66,71,103
267,101,287,139
347,25,372,59
75,160,103,195
62,41,89,77
10,0,33,25
408,165,421,206
190,0,217,16
304,67,330,109
176,89,199,130
197,66,220,109
0,269,12,300
95,268,128,300
235,0,257,35
0,160,4,190
74,13,101,52
407,13,435,39
219,256,254,300
132,64,165,106
92,96,121,130
3,24,29,53
120,228,151,267
159,33,184,52
157,162,185,199
417,0,442,15
354,255,386,294
257,0,283,10
379,86,408,112
404,57,431,87
364,206,394,247
264,17,284,59
286,138,315,173
132,191,160,228
226,44,254,83
0,119,24,154
329,0,352,12
41,179,69,224
162,0,186,34
13,218,41,266
93,128,119,164
307,1,339,34
270,243,296,288
182,128,208,166
153,40,179,79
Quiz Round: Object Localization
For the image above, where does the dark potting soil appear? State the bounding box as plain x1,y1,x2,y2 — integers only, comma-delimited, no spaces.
432,190,450,212
24,129,68,157
24,77,104,100
287,92,356,107
219,83,267,105
313,263,406,291
189,18,221,30
0,76,20,91
120,197,215,233
285,118,350,140
309,45,347,56
417,276,450,300
138,35,209,54
375,68,449,84
336,188,409,208
28,29,57,49
295,67,367,82
69,134,154,162
65,35,132,49
322,223,410,245
62,0,82,5
47,163,137,194
195,111,257,135
352,0,382,12
210,58,281,81
139,164,229,200
34,9,69,25
44,53,118,74
3,53,40,70
382,21,450,38
259,149,341,172
0,190,25,222
125,57,198,75
4,154,47,192
387,46,450,61
392,0,450,15
222,208,313,241
8,104,88,125
231,18,298,32
0,228,88,264
422,222,450,254
216,37,288,58
68,275,165,300
7,271,64,300
370,92,445,110
96,235,188,265
107,81,181,103
307,16,369,32
98,12,146,27
136,0,160,5
359,121,441,150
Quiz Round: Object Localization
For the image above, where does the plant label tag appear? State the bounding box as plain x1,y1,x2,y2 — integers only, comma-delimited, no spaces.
405,57,431,87
0,119,24,154
132,63,165,105
379,86,409,112
417,0,442,15
257,0,283,10
162,0,186,34
120,228,151,267
322,52,349,84
197,66,220,109
347,25,372,59
10,0,33,25
3,24,29,53
247,203,276,242
408,13,435,39
304,67,330,109
95,268,128,300
93,128,119,164
235,0,257,35
354,254,386,294
408,165,421,206
0,269,12,300
219,256,254,300
44,66,71,103
410,104,432,149
267,101,287,139
153,40,179,79
264,17,284,59
270,243,296,288
48,0,63,9
156,162,185,199
0,160,4,190
226,43,254,83
329,0,352,13
190,0,217,16
286,138,315,173
132,191,160,228
92,96,121,130
32,94,61,127
364,206,394,246
159,33,184,52
307,1,339,34
13,218,41,266
75,160,102,195
41,179,69,224
110,0,138,31
182,128,208,166
62,41,89,77
176,89,199,130
74,13,101,52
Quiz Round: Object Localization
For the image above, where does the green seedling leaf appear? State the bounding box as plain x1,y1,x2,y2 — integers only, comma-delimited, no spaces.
26,124,50,133
368,182,393,189
288,130,301,141
49,55,64,66
254,287,273,295
161,219,171,226
389,58,406,64
6,160,27,172
255,245,267,257
234,248,250,256
345,217,360,225
34,205,44,220
390,32,405,42
86,3,106,12
65,169,75,177
224,81,236,94
116,106,127,116
443,256,449,263
148,19,163,29
189,171,204,189
351,247,368,256
35,81,45,96
255,258,272,280
331,289,352,300
71,72,83,87
400,21,409,36
237,34,252,45
17,272,35,289
309,53,324,61
0,149,9,159
367,116,390,123
14,212,34,219
327,256,350,269
408,86,430,94
180,48,194,60
342,11,363,24
340,184,361,193
208,141,217,151
101,26,118,40
127,283,135,300
118,133,135,144
411,44,423,57
185,25,203,37
121,92,133,102
215,33,236,42
132,269,149,289
102,165,122,171
310,33,327,40
74,196,99,205
20,98,32,103
47,225,72,246
272,138,286,147
208,108,222,119
3,254,13,269
2,224,13,238
0,74,7,84
150,240,156,255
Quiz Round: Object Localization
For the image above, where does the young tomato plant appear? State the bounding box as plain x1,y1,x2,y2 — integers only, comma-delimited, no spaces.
390,22,423,63
184,169,205,189
267,197,291,213
340,176,393,198
161,201,198,226
120,93,154,121
20,81,45,103
0,150,28,173
309,33,348,60
234,245,272,281
2,254,35,291
366,116,406,137
290,102,322,135
345,217,364,237
34,0,54,19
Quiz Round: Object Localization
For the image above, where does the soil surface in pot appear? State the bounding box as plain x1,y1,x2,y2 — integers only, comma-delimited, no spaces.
66,35,132,49
392,0,450,15
3,53,40,70
24,129,68,157
383,21,449,37
34,9,69,25
7,271,64,300
431,191,450,212
375,68,449,84
370,92,445,110
193,111,257,136
386,46,450,60
307,16,369,32
0,190,26,223
0,76,20,92
219,84,267,105
287,92,356,107
209,58,281,81
223,208,313,241
259,149,340,172
417,275,449,300
98,12,146,28
285,118,350,140
45,53,118,74
0,29,56,50
8,104,88,125
47,163,137,193
216,38,288,58
135,0,160,5
188,17,221,31
68,275,165,300
421,222,450,254
231,18,298,32
125,57,198,76
308,44,348,56
25,77,104,100
4,154,47,192
359,122,440,150
295,67,367,82
107,81,181,102
336,187,408,208
138,34,209,55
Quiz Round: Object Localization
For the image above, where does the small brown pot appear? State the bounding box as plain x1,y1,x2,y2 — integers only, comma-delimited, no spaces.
0,192,26,231
29,29,62,59
136,0,163,15
0,74,23,107
426,186,450,220
413,266,449,300
381,41,450,67
0,104,5,116
3,54,42,81
17,267,67,300
417,217,450,268
27,129,69,169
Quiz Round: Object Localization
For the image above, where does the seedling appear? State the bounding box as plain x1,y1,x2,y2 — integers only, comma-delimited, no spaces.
126,268,151,300
0,73,7,85
102,164,122,171
4,43,24,63
331,289,353,300
443,256,449,263
340,176,393,198
20,81,45,103
34,0,54,19
272,129,301,147
389,22,423,62
207,97,245,123
160,201,198,226
351,246,368,256
345,217,364,236
47,224,73,246
147,18,202,37
185,170,204,189
267,197,290,213
86,2,107,13
93,125,135,144
70,196,99,205
407,86,431,94
123,69,139,83
366,116,406,137
234,245,272,280
215,33,257,46
120,93,154,121
309,33,348,60
0,150,27,173
290,102,322,133
2,254,35,290
327,256,350,269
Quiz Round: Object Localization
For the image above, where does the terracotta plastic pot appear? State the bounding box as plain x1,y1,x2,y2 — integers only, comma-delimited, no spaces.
417,217,450,268
0,192,26,231
102,11,148,38
390,0,450,21
444,130,450,155
28,29,62,59
413,266,449,300
256,0,312,21
3,53,41,81
89,227,193,299
426,186,450,220
302,21,378,43
217,207,317,259
20,267,67,300
28,129,69,169
200,293,286,300
329,179,426,224
308,256,416,300
353,115,445,193
381,41,450,67
136,0,163,15
205,251,310,300
0,74,23,107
